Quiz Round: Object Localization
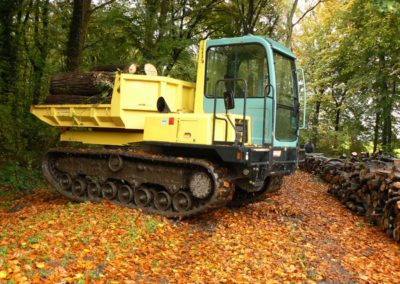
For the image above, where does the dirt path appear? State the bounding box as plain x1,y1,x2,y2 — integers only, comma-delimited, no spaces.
0,171,399,283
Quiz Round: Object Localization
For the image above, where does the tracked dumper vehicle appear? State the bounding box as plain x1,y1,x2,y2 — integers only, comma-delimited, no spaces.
31,36,306,217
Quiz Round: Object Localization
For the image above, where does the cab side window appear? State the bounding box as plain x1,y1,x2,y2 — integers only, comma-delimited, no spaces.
274,52,298,141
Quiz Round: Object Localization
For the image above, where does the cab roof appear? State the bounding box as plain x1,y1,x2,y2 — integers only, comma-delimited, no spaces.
206,35,296,59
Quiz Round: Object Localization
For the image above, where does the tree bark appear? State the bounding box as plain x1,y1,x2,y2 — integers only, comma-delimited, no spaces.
286,0,298,47
334,107,340,132
312,95,321,146
0,0,23,104
373,112,380,153
31,0,50,104
44,94,105,104
65,0,92,72
50,72,115,97
286,0,324,47
379,54,392,153
333,90,345,132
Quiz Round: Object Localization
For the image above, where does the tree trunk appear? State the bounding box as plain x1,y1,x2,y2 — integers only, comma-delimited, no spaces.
389,79,396,146
44,94,105,105
311,90,321,147
65,0,92,72
31,0,50,104
50,72,115,97
0,1,22,104
285,0,298,47
334,106,340,132
379,54,392,153
243,0,254,34
373,112,380,153
142,0,159,64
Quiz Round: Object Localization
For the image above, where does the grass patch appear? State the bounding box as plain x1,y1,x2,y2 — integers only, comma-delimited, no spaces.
28,235,42,244
86,270,102,280
143,218,162,233
0,247,8,262
127,227,141,241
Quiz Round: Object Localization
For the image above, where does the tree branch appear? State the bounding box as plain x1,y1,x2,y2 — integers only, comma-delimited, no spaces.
293,0,324,27
90,0,115,15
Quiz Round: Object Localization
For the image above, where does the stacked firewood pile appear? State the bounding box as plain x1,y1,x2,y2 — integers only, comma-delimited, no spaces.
302,153,400,242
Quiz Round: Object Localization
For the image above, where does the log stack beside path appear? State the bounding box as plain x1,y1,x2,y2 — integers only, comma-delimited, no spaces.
302,152,400,242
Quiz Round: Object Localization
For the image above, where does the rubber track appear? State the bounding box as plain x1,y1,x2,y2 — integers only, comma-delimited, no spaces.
43,147,234,218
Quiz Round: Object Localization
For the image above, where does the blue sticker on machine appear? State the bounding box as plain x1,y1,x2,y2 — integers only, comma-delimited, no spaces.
161,118,167,126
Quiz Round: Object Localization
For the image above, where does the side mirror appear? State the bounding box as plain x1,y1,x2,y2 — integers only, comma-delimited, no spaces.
223,90,235,110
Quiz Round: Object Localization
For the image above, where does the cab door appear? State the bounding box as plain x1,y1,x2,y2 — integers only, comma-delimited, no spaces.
272,51,299,148
203,43,273,146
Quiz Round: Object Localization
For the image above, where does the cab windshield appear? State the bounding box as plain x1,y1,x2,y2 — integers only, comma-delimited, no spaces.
205,44,269,98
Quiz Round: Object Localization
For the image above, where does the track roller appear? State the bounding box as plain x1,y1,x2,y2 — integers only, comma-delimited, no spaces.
134,187,153,208
72,178,87,197
154,191,172,211
87,181,101,200
102,181,118,200
172,191,192,212
59,173,72,190
118,185,134,204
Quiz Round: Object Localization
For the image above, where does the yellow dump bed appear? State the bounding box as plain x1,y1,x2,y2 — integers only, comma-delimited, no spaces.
31,73,196,130
31,72,250,146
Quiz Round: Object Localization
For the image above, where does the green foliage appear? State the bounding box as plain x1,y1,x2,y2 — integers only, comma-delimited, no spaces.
375,0,400,12
298,0,400,156
0,162,44,192
0,0,60,189
0,0,292,186
5,0,388,187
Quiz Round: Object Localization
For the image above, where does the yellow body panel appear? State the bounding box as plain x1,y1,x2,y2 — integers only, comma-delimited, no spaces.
113,74,195,113
31,66,252,147
194,40,206,114
31,104,140,128
58,113,251,146
61,131,143,145
31,74,196,130
143,113,250,145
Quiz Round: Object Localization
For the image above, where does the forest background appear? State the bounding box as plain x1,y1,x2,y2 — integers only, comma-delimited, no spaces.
0,0,399,191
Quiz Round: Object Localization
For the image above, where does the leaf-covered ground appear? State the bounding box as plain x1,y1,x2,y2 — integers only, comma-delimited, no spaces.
1,171,400,283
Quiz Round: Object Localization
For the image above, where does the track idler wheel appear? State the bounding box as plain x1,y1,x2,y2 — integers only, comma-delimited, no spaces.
118,185,134,204
87,181,102,200
172,191,192,212
59,173,72,191
102,181,118,200
134,187,153,208
154,191,172,211
72,178,87,197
